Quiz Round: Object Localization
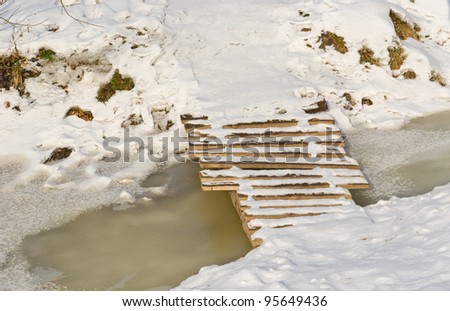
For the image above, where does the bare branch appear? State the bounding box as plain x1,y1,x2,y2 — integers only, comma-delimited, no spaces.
59,0,103,28
0,7,46,27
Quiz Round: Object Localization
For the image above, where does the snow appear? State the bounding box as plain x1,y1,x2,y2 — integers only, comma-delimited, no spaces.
0,0,449,290
177,184,450,290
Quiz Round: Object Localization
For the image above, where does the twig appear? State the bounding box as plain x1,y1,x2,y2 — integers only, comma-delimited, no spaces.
59,0,103,28
0,8,46,27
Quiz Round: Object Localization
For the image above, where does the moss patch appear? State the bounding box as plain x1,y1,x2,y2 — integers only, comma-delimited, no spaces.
388,44,406,71
430,70,447,86
319,31,348,54
38,48,56,62
97,69,135,103
389,10,420,41
358,46,380,66
64,106,94,121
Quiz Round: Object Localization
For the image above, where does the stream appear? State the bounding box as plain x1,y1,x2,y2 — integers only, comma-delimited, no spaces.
21,110,450,290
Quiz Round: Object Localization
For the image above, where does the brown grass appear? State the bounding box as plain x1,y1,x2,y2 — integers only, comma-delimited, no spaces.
430,70,447,86
341,92,356,111
389,10,420,41
64,106,94,121
97,69,135,103
361,97,373,106
44,147,73,164
388,44,407,70
358,46,380,66
319,31,348,54
121,113,143,128
402,69,416,79
0,49,26,95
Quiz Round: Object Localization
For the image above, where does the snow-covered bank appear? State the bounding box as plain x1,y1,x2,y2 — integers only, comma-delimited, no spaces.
176,184,450,290
0,0,449,290
166,0,449,129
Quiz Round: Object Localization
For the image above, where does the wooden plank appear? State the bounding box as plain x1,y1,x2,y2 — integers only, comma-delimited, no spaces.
241,223,263,247
188,129,341,139
200,172,324,182
238,192,352,201
241,211,325,221
203,182,239,191
229,191,242,215
251,182,330,189
199,161,361,170
224,130,341,138
202,180,368,191
199,168,365,179
308,118,335,125
189,140,346,150
240,203,343,210
183,123,212,131
180,114,208,124
222,119,298,129
189,151,346,160
201,181,332,191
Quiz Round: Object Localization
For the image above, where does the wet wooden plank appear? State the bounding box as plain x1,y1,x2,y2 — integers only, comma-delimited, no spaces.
238,192,352,201
308,118,335,125
222,119,298,129
189,151,346,160
199,160,361,170
189,139,347,149
180,114,208,124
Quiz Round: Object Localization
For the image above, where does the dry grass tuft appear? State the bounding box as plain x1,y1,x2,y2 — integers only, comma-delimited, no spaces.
341,92,357,111
44,147,73,164
388,44,407,71
402,69,416,79
0,49,27,95
430,70,447,86
319,31,348,54
97,69,135,103
121,113,143,128
358,46,380,66
389,10,420,41
361,97,373,106
64,106,94,121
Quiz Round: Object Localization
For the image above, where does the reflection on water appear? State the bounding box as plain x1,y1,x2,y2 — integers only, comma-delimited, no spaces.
348,110,450,206
22,163,252,290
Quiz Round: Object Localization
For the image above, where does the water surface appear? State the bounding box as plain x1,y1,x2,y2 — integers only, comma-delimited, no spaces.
22,163,252,290
348,110,450,206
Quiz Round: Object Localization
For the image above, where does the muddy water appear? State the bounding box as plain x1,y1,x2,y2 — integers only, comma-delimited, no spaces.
347,111,450,206
22,163,252,290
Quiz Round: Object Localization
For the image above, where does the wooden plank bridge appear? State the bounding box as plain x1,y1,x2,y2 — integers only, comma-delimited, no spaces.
181,112,369,248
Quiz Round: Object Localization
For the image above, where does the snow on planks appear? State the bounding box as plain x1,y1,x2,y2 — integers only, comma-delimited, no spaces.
181,113,369,248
